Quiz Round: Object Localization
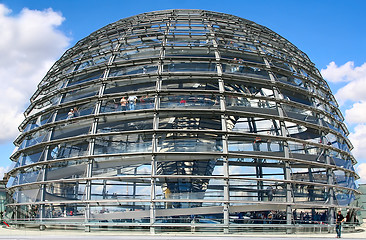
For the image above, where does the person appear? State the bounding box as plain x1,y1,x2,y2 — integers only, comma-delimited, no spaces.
336,210,346,238
120,97,127,111
67,109,74,119
267,186,274,201
179,98,186,105
128,95,137,110
73,107,79,117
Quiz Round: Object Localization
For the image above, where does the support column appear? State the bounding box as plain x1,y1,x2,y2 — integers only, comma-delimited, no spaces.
223,155,230,234
84,124,97,232
38,117,57,231
219,90,229,234
84,157,93,232
318,114,335,229
219,86,229,234
326,154,335,228
262,54,293,231
150,155,157,234
150,112,159,234
281,123,293,233
39,166,47,231
208,24,230,233
149,28,164,234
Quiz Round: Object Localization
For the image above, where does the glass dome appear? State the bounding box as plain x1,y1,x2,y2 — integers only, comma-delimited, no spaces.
6,9,358,233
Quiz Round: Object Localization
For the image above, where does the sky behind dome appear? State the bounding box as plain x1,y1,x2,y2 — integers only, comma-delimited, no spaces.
0,0,365,182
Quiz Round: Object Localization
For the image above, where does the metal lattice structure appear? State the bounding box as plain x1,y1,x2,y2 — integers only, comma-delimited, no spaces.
6,9,358,233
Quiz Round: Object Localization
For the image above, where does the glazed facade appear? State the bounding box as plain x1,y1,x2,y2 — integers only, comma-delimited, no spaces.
6,10,358,232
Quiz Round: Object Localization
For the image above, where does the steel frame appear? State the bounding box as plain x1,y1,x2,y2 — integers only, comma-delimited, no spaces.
6,9,358,233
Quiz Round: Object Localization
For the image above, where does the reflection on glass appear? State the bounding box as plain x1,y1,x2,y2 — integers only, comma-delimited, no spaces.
62,85,99,103
24,112,54,133
55,102,96,121
47,140,90,160
222,62,269,79
94,134,152,155
97,118,153,133
164,62,216,72
158,135,222,152
100,96,155,113
67,70,104,86
160,95,219,109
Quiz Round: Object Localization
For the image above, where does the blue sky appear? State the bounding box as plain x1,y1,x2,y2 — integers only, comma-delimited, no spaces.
0,0,365,182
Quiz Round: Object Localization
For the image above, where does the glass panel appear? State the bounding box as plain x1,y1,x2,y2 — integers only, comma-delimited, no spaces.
165,47,215,57
269,59,296,72
224,82,273,96
61,85,99,103
47,139,90,160
331,157,353,170
92,160,151,177
75,55,111,72
230,117,281,135
15,147,45,167
157,133,222,152
226,95,276,110
94,133,153,155
108,64,158,77
104,79,156,95
275,73,307,89
159,114,222,130
222,63,269,79
115,48,160,61
55,101,96,121
15,188,41,203
163,62,216,72
19,128,51,149
33,78,67,102
89,203,150,223
217,39,257,53
67,70,104,86
44,183,86,203
46,160,88,180
160,94,219,109
90,180,151,201
100,95,155,113
281,104,318,124
97,117,153,133
280,89,311,106
228,137,283,153
23,111,54,133
162,77,219,90
156,156,221,202
334,170,348,188
335,189,355,206
51,119,92,140
28,95,61,116
17,169,43,185
166,36,211,47
292,168,328,184
229,179,286,202
292,183,328,203
220,52,263,64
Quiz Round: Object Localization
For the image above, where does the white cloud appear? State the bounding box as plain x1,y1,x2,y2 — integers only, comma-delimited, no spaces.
322,61,366,183
321,61,366,83
0,4,70,143
357,163,366,184
348,124,366,161
345,101,366,124
321,61,366,105
335,80,366,105
0,165,11,180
